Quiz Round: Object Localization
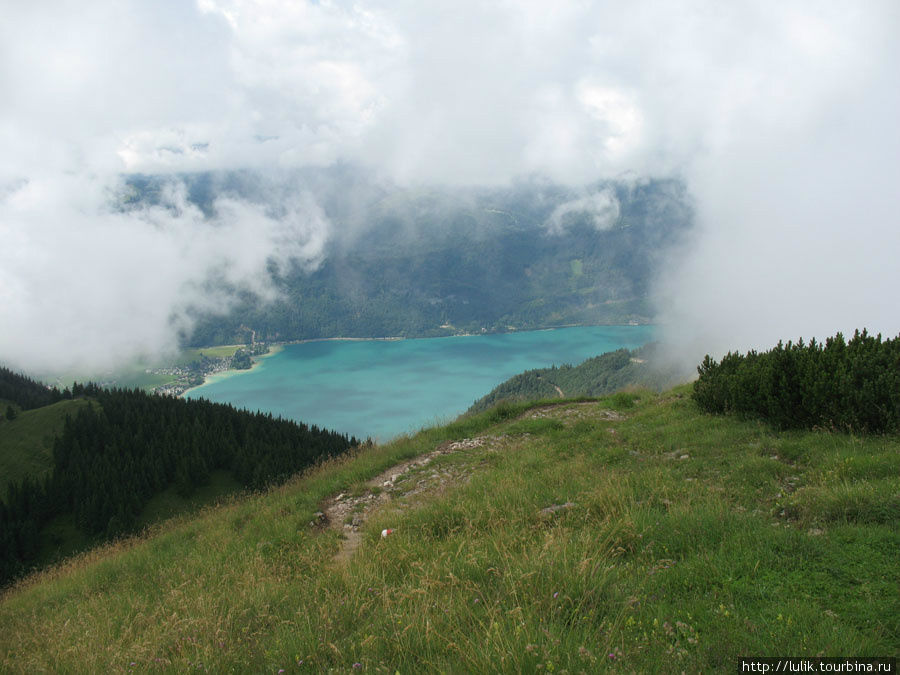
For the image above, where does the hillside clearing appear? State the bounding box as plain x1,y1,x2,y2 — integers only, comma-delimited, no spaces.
0,398,91,493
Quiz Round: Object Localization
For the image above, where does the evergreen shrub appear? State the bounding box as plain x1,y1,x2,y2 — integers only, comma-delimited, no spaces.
693,330,900,433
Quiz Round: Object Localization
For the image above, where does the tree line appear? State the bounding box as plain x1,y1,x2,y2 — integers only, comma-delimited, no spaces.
692,329,900,433
0,379,359,586
0,366,66,411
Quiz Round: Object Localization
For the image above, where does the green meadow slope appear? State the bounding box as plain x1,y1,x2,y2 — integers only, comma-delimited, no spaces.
1,388,898,672
0,399,91,493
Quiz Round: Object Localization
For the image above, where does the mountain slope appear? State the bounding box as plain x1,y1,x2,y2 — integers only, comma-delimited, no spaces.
2,389,896,671
168,174,692,345
468,343,686,413
0,399,91,493
0,381,357,587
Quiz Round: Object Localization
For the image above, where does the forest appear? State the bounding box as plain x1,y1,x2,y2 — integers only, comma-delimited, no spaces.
0,370,358,587
692,329,900,432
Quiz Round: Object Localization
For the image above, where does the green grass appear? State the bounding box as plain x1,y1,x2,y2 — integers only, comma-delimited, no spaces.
176,345,244,364
1,388,897,672
33,469,249,572
138,470,243,527
106,370,178,390
0,399,91,493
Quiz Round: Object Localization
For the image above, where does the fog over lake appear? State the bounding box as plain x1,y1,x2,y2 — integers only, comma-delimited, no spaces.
187,325,654,441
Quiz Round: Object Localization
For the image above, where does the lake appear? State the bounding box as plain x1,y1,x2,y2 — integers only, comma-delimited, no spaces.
186,325,654,441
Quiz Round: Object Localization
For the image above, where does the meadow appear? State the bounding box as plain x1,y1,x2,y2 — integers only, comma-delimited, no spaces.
0,398,91,493
1,387,897,672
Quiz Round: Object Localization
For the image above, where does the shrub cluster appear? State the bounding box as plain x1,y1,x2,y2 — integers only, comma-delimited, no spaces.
693,329,900,432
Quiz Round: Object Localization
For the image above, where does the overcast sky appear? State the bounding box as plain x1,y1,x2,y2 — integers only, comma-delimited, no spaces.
1,0,898,374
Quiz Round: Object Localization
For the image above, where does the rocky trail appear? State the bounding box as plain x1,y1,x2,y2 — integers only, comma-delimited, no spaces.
316,401,622,565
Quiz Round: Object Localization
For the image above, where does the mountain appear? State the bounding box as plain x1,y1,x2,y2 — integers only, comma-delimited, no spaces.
122,170,693,346
1,386,896,670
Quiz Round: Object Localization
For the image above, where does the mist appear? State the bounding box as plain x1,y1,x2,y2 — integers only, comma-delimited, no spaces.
2,1,898,375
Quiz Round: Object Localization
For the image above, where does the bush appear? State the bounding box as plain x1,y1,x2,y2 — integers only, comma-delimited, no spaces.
693,330,900,433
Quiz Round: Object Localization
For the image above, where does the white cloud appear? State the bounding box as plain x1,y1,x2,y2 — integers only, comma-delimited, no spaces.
546,187,620,235
1,0,898,373
0,173,329,373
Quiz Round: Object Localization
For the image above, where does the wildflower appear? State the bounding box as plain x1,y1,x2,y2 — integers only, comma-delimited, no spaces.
552,592,559,599
353,663,362,669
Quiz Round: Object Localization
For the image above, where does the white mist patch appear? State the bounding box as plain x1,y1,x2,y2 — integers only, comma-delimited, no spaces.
652,2,900,369
0,174,329,374
546,188,620,235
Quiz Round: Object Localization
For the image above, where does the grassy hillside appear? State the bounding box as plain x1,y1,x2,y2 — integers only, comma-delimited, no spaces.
1,388,897,671
0,399,91,493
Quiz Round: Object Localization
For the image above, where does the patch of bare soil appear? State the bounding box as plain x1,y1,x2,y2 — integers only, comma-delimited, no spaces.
319,402,623,565
525,401,623,424
320,437,500,565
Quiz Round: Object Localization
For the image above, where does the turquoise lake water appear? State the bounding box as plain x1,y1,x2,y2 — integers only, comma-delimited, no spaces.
186,325,654,441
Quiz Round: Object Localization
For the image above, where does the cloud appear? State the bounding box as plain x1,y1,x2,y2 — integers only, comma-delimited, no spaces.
1,0,898,374
546,187,620,235
0,173,329,373
652,1,900,365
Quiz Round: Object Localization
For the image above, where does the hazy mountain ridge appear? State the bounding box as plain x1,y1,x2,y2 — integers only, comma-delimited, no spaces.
121,171,692,346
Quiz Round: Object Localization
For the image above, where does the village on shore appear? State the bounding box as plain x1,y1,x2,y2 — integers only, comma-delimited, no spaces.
149,343,270,397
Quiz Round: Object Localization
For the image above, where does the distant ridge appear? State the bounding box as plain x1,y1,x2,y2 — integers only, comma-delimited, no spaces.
468,342,682,413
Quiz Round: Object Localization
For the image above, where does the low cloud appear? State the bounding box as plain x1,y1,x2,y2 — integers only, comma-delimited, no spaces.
546,187,620,235
0,174,329,374
2,1,898,376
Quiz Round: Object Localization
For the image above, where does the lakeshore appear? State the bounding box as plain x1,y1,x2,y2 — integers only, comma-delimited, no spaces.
179,343,284,398
183,324,655,441
180,324,649,397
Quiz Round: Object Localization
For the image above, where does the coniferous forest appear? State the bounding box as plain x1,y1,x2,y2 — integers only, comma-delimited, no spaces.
0,375,358,587
0,366,66,411
693,329,900,432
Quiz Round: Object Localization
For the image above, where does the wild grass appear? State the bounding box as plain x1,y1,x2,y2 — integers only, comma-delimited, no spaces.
0,398,91,492
1,388,897,672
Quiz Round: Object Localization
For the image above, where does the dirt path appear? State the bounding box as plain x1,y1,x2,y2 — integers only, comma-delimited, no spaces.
322,437,494,565
553,385,565,398
319,401,621,565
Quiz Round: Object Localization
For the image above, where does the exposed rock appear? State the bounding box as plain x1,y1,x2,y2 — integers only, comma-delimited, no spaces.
540,502,576,516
